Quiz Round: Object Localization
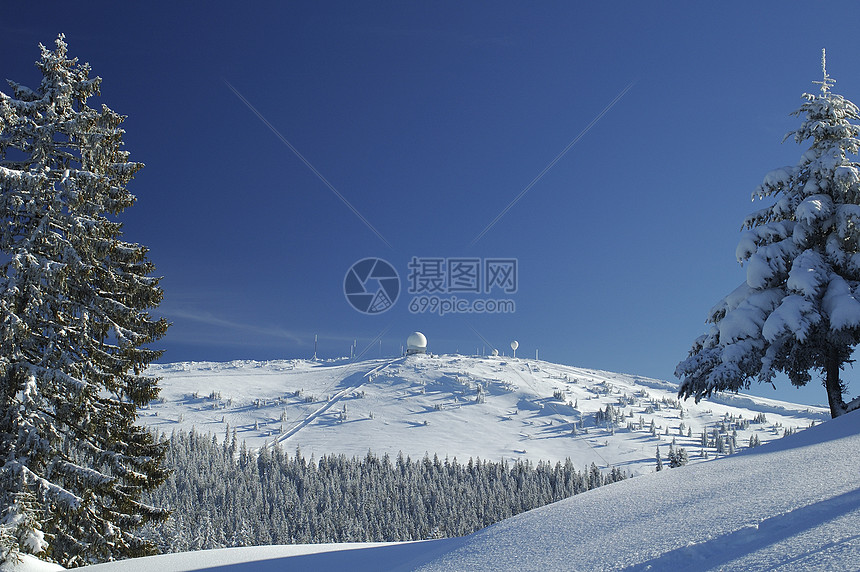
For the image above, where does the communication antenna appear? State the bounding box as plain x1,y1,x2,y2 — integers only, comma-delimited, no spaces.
510,340,519,358
313,333,318,360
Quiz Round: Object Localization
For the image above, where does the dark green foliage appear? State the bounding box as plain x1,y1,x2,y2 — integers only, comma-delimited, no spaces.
667,444,688,468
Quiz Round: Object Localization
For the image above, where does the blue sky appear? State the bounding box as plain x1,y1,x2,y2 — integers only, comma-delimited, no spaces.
4,2,860,407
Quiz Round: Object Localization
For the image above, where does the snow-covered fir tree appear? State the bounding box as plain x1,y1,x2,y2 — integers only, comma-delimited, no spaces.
0,36,168,567
676,51,860,418
667,444,688,468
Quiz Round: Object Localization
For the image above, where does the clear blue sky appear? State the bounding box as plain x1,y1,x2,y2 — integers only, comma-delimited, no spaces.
4,2,860,407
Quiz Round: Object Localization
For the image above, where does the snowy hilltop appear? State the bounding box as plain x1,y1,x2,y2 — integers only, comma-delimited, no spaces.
137,354,826,475
79,407,860,571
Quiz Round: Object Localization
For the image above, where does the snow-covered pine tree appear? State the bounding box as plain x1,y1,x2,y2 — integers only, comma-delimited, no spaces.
667,444,688,468
676,50,860,418
0,36,168,567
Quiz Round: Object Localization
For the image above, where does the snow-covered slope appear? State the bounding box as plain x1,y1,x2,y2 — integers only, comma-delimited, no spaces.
411,409,860,571
139,355,826,475
81,408,860,571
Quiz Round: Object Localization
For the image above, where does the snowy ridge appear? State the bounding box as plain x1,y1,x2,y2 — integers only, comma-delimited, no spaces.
139,355,827,476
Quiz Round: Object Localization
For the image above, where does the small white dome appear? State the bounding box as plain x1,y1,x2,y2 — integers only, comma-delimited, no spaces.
407,331,427,351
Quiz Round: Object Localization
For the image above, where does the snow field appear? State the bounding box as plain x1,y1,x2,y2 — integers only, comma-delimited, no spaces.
140,355,827,475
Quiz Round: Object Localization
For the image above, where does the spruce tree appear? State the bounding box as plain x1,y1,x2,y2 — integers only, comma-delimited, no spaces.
677,51,860,418
0,36,168,566
667,444,688,468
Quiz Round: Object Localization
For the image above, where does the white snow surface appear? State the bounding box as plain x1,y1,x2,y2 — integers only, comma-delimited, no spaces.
0,554,64,572
137,355,826,475
411,409,860,572
75,407,860,571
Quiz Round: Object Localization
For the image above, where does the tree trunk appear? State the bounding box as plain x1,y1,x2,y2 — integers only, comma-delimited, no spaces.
824,351,847,418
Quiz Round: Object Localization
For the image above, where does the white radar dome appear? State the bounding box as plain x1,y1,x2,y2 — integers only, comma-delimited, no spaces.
406,332,427,354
